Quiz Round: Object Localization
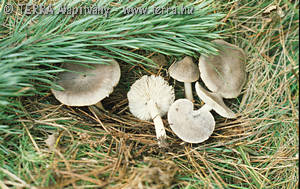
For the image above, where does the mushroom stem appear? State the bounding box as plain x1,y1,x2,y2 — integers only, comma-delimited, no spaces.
193,104,212,116
184,82,193,102
148,100,167,147
200,104,212,112
195,82,237,118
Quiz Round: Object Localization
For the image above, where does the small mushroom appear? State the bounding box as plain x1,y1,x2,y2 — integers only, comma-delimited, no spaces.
168,56,199,102
127,75,175,147
150,54,168,67
51,58,120,110
198,40,246,99
195,82,236,118
168,99,215,143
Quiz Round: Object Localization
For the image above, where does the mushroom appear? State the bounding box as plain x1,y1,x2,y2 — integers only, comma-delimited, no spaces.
51,58,120,110
127,75,175,147
150,54,168,67
168,99,215,143
198,39,246,99
195,82,236,118
168,56,199,102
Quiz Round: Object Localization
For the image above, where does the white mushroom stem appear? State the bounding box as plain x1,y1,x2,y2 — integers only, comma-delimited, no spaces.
148,99,167,147
195,82,236,118
192,104,212,116
184,82,193,102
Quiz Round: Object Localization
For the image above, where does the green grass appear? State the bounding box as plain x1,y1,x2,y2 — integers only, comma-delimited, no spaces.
0,0,299,188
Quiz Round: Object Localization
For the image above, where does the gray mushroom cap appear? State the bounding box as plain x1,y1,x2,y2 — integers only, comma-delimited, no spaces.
169,56,200,83
198,40,246,99
51,59,120,106
168,99,215,143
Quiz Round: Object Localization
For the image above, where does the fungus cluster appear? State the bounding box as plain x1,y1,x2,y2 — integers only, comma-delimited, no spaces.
51,40,246,147
167,40,246,143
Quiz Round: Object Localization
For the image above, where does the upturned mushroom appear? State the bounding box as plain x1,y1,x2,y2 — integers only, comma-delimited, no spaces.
198,39,246,99
168,99,215,143
51,58,120,109
195,82,236,118
127,75,175,147
168,56,199,102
